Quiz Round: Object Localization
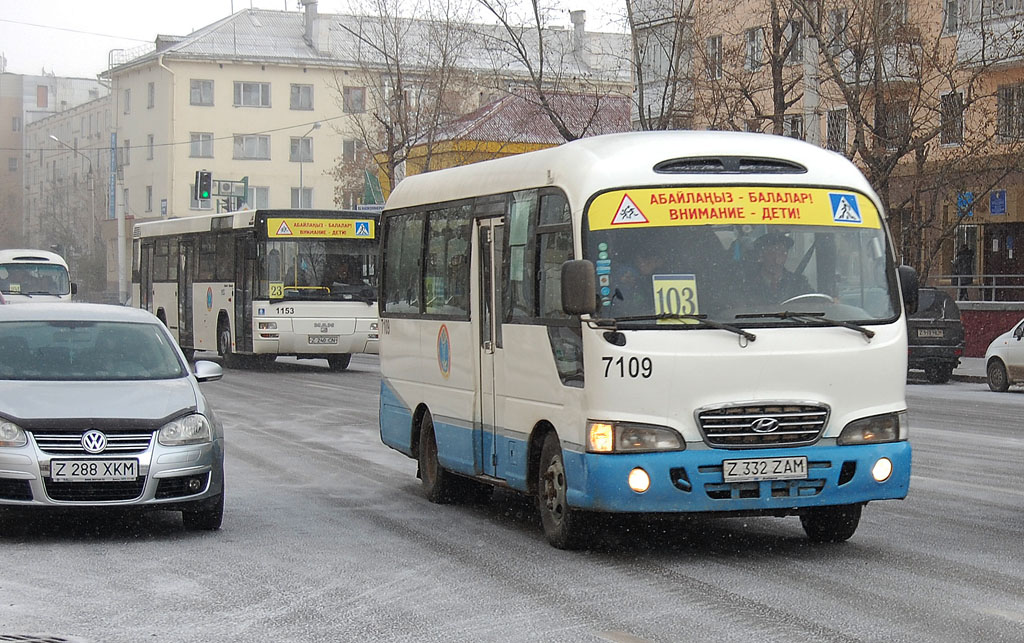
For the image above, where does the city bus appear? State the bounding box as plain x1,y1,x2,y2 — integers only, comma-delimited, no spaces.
377,131,919,548
132,209,379,370
0,249,76,303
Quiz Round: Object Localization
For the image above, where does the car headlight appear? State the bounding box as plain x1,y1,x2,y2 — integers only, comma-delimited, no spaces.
587,420,684,453
838,411,907,445
158,414,213,446
0,418,27,448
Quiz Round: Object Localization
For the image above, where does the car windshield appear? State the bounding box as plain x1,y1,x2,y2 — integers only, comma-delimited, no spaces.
0,263,71,296
585,189,898,328
261,238,377,302
0,320,186,381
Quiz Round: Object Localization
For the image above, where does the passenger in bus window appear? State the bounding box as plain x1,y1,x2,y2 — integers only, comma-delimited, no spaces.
744,232,810,304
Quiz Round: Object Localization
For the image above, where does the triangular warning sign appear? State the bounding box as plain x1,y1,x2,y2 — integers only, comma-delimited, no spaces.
276,221,293,235
611,194,649,225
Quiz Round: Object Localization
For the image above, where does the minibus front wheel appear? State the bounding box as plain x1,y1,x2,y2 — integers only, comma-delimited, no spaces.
800,503,862,543
537,431,589,550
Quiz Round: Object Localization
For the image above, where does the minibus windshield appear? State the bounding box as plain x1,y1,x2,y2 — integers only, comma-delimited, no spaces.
584,187,898,327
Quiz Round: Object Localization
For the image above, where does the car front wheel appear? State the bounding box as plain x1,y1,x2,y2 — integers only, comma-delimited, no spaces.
987,359,1010,392
182,489,224,531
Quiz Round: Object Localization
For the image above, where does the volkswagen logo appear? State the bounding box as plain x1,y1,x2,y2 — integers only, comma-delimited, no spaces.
750,417,780,433
81,430,107,454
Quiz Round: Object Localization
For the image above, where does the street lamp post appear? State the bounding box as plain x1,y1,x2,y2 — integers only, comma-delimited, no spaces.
298,122,320,208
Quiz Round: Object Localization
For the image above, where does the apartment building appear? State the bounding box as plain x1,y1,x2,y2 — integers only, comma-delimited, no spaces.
629,0,1024,295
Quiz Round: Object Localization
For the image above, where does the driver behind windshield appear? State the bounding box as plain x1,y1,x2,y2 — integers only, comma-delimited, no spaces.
742,232,810,305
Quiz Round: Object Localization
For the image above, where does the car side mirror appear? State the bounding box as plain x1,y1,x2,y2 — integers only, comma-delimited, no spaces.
1014,326,1024,341
898,265,919,316
561,259,597,316
193,359,224,382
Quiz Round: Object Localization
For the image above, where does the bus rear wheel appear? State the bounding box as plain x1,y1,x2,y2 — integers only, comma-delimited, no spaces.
327,354,351,371
537,431,588,549
418,414,455,504
217,320,236,368
800,504,862,543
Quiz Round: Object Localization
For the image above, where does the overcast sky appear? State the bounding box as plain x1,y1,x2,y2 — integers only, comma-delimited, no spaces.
0,0,626,79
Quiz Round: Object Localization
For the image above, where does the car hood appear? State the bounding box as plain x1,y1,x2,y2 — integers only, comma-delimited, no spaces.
0,378,200,422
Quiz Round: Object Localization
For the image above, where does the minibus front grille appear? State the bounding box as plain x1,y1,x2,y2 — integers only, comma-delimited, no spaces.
696,404,828,448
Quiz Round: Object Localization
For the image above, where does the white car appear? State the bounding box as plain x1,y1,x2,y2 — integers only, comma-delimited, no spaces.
984,317,1024,391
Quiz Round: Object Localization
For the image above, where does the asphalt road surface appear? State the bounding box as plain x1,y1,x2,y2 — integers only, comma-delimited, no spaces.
1,357,1022,642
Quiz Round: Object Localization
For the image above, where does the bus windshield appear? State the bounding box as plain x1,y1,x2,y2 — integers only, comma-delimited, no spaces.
585,190,898,327
0,264,71,296
262,238,376,302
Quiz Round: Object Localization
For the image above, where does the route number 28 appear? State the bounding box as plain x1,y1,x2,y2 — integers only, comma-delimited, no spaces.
602,356,653,379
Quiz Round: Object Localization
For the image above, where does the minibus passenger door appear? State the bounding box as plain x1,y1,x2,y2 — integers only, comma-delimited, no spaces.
178,241,194,350
476,217,504,477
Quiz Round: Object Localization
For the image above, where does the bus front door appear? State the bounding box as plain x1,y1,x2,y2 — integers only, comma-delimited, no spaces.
476,217,504,478
177,240,194,350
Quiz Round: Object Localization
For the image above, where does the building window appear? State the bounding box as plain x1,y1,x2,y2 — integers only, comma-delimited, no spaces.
123,89,131,114
122,139,131,166
233,81,271,107
8,158,17,172
997,83,1024,141
190,79,214,106
147,134,154,160
290,137,313,162
233,134,271,159
11,117,21,132
941,91,964,146
876,99,910,149
123,188,130,217
745,28,763,71
943,0,958,33
146,186,153,212
246,186,270,209
147,82,155,109
706,35,723,80
827,108,848,153
190,132,214,158
290,84,314,110
828,9,849,56
190,184,213,210
786,20,803,64
291,187,312,208
343,139,365,163
36,85,48,108
784,114,804,140
343,87,366,113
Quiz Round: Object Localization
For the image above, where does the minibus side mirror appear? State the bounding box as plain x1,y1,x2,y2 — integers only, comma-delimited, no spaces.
70,282,78,295
898,265,919,316
561,259,598,316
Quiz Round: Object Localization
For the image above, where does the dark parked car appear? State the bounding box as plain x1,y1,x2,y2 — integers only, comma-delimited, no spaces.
907,287,964,383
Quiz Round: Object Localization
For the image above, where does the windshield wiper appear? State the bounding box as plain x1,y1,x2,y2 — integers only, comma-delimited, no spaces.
735,311,875,339
595,313,756,342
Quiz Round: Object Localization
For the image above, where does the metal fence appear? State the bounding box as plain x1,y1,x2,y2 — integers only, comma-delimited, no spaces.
925,274,1024,303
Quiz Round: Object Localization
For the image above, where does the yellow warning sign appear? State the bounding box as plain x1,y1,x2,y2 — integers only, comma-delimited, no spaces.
266,218,376,239
588,187,880,231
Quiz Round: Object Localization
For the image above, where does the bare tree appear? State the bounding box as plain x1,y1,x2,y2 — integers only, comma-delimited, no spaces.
626,0,696,130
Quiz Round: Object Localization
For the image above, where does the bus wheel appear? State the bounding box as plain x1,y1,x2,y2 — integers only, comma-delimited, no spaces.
327,354,351,371
217,321,235,368
800,504,862,543
418,413,454,504
987,359,1010,392
538,432,588,549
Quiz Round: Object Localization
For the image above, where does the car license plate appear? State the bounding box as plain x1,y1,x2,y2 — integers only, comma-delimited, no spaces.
51,459,139,482
308,335,339,345
722,456,807,482
917,328,944,338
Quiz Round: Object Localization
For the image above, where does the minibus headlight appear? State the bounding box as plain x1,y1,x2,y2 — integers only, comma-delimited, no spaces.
0,419,27,448
258,321,278,330
587,421,684,453
838,411,906,445
158,414,213,446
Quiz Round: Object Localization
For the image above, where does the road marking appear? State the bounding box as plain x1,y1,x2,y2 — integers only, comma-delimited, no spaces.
911,475,1024,498
977,607,1024,624
596,631,653,643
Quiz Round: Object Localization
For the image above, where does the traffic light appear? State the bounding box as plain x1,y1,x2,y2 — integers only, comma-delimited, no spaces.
195,170,213,200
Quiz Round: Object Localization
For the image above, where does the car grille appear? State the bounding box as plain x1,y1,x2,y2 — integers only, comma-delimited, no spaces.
31,431,153,455
696,403,829,448
43,478,146,502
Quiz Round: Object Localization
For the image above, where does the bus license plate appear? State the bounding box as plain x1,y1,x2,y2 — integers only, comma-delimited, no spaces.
51,459,138,482
722,456,807,482
308,335,339,345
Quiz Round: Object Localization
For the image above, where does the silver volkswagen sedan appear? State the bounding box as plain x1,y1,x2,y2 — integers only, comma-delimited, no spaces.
0,303,225,529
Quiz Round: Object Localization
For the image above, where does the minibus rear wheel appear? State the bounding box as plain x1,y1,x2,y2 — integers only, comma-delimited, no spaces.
800,504,862,543
538,431,589,550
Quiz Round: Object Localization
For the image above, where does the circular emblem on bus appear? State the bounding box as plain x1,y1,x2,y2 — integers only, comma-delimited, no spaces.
750,417,780,433
206,287,214,311
437,324,451,379
81,430,107,454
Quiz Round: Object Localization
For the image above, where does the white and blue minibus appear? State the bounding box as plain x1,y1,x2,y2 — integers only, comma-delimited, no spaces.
0,249,76,304
377,131,919,548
